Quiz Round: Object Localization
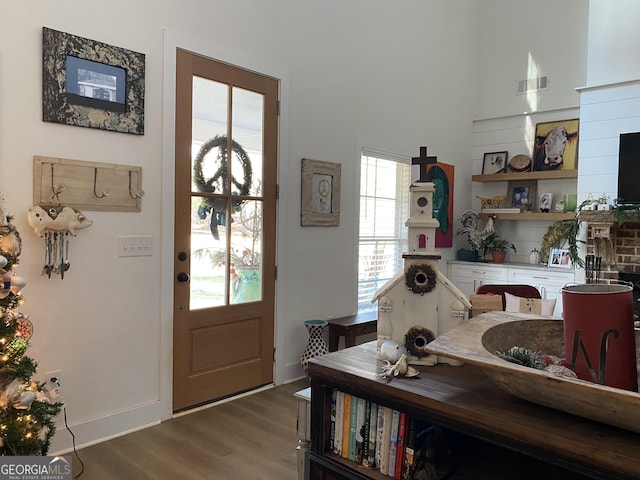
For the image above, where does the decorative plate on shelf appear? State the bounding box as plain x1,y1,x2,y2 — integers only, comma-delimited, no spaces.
509,154,532,172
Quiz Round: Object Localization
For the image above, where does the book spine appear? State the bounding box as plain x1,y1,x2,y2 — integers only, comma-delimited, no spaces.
374,403,385,471
403,417,416,480
394,412,407,479
361,400,372,466
330,389,337,452
341,394,351,458
388,409,400,477
333,390,344,455
378,406,392,475
348,395,359,461
354,397,366,464
365,402,378,468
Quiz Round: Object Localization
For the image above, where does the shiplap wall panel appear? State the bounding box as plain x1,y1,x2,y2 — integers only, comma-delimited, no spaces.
578,80,640,201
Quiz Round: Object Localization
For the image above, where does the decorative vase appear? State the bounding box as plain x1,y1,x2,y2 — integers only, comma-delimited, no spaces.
491,251,506,264
529,249,541,265
300,319,329,378
231,267,261,303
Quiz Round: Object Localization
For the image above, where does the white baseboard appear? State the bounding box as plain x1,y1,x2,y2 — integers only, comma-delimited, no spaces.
49,400,163,455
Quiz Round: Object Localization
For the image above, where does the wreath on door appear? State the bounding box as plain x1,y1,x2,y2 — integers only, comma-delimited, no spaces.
193,135,253,239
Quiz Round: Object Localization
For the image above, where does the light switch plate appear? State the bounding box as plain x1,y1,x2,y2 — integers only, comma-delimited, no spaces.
118,235,152,257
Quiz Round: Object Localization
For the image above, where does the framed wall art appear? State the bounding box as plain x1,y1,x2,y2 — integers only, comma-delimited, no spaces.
426,162,454,247
42,27,145,135
301,158,341,226
532,119,579,172
482,151,508,174
506,180,537,212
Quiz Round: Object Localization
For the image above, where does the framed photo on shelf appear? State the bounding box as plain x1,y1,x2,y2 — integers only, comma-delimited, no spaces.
548,248,571,268
505,180,537,212
539,192,553,212
532,119,579,172
482,151,508,174
300,158,341,226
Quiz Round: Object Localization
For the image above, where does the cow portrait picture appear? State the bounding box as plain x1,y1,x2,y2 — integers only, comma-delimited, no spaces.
532,119,579,171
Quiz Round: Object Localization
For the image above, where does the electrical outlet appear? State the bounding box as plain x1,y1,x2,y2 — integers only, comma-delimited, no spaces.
42,369,64,405
118,235,153,257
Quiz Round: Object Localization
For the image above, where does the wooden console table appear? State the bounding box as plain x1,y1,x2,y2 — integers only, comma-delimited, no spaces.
327,311,377,352
307,342,640,479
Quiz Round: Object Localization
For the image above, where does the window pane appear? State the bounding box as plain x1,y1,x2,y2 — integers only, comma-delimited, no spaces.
358,154,410,312
190,196,228,309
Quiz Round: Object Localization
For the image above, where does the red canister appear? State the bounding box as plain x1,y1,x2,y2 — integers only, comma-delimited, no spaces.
562,283,638,392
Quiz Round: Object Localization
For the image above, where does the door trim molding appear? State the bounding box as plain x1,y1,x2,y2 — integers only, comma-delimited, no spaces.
161,28,290,420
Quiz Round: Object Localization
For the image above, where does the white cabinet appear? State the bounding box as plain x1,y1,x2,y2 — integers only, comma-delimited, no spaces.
448,262,508,298
448,261,575,317
508,268,574,317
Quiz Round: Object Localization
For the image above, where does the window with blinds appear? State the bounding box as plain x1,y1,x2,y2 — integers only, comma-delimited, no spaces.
358,153,410,313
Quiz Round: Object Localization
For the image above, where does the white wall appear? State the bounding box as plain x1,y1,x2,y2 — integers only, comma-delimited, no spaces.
474,0,588,120
586,0,640,86
0,0,480,451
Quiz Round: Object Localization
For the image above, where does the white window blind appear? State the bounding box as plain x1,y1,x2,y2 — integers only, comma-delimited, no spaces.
357,152,410,312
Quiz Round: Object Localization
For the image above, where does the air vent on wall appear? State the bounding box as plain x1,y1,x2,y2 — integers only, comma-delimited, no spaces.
516,76,549,95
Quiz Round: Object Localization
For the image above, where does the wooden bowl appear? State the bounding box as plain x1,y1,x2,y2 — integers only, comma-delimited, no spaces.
427,311,640,433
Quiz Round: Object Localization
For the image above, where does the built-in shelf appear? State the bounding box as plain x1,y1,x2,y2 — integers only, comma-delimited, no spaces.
479,212,575,221
472,169,578,183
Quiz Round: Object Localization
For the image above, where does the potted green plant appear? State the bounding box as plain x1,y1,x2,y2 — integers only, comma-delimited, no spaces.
482,232,516,264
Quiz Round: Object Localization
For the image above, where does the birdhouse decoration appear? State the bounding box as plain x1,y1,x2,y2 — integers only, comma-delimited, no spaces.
372,147,470,368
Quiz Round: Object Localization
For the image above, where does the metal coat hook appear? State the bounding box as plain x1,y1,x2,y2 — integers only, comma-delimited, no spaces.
50,163,66,203
128,170,145,199
93,168,110,198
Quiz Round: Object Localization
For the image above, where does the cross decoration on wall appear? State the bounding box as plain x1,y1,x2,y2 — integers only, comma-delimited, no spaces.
412,146,438,181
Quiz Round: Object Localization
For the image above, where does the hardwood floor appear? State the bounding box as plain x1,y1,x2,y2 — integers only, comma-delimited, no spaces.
70,379,309,480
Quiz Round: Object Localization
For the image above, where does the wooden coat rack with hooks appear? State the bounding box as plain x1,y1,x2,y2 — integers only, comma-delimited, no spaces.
33,156,143,212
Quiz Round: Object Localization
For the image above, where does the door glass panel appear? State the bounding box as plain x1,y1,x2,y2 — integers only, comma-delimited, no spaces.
232,87,263,197
190,196,228,310
230,199,263,304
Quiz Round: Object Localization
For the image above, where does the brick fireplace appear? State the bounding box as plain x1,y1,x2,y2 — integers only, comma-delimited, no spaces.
580,210,640,278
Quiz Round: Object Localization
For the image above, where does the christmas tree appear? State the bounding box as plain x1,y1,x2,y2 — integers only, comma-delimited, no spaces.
0,202,62,455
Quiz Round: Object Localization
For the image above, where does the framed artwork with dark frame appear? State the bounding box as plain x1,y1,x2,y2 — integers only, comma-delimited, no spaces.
506,180,537,212
482,151,508,174
301,158,341,226
42,27,145,135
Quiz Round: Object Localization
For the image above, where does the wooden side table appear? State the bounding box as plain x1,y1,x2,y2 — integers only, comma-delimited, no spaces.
327,312,377,351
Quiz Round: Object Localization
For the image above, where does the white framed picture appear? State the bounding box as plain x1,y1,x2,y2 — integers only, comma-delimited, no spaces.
539,192,553,212
548,248,571,268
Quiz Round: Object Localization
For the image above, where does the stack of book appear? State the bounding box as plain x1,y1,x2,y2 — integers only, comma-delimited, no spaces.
329,389,453,479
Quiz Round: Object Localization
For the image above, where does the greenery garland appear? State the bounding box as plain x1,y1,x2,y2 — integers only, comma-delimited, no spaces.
405,264,437,295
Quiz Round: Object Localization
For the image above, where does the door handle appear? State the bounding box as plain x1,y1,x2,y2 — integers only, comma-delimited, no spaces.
177,272,190,283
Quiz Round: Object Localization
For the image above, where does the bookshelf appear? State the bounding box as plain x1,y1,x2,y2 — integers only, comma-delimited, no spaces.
307,342,640,480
